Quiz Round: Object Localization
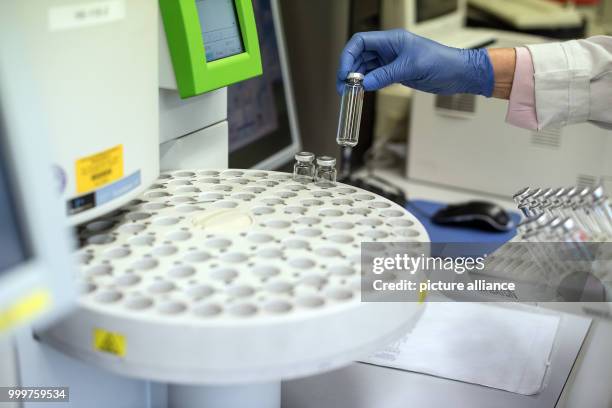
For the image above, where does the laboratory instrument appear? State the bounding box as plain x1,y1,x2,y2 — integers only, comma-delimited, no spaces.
159,0,263,98
467,0,584,39
315,156,338,186
293,151,316,182
375,0,497,176
158,0,260,170
228,0,301,170
1,1,430,407
431,201,513,231
0,55,74,336
380,0,496,49
380,2,603,198
406,32,612,197
0,0,160,226
336,72,365,147
160,0,300,172
43,169,430,408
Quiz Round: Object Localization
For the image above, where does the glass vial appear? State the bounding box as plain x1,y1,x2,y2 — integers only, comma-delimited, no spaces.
336,72,365,147
315,156,337,186
293,151,316,183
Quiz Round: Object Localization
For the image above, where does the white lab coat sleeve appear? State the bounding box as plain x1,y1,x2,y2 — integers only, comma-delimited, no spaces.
526,36,612,130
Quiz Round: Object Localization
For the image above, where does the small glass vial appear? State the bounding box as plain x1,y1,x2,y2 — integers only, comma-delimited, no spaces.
293,151,316,183
315,156,337,187
336,72,365,147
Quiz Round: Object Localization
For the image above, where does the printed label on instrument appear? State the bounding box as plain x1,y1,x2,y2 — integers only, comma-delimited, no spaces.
75,145,124,194
95,170,141,206
49,0,126,32
93,328,126,357
68,170,141,215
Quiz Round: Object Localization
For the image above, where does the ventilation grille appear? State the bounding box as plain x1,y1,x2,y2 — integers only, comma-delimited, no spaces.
577,174,597,189
435,94,476,113
531,128,562,149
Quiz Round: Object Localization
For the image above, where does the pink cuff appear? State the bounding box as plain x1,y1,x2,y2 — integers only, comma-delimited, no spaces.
505,47,538,130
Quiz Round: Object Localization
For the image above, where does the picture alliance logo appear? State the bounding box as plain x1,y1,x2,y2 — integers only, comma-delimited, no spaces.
371,253,487,275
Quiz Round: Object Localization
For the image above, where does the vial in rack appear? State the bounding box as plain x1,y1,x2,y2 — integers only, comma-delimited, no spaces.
315,156,337,187
293,151,316,183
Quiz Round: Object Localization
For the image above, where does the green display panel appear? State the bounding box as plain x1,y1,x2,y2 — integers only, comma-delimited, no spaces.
160,0,263,98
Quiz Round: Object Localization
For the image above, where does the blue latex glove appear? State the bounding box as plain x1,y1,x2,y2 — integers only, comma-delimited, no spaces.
337,29,494,97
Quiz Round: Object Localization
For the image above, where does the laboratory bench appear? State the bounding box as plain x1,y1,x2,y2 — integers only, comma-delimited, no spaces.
282,167,612,408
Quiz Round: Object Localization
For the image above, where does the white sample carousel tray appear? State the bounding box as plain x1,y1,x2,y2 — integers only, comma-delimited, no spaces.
43,170,429,384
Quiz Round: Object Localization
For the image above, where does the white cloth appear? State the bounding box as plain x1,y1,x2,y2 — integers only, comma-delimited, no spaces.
362,303,560,395
526,36,612,130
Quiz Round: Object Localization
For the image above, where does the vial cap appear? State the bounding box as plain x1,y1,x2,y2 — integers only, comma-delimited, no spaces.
512,187,530,200
566,187,580,198
579,187,590,198
591,185,605,199
546,216,562,229
295,151,315,162
560,217,575,231
552,187,566,198
347,72,364,82
316,156,336,166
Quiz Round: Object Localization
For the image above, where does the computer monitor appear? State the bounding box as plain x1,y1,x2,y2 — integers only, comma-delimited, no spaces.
381,0,465,35
228,0,301,170
0,60,75,336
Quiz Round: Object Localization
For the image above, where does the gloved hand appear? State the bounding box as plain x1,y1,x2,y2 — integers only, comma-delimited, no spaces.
336,29,494,97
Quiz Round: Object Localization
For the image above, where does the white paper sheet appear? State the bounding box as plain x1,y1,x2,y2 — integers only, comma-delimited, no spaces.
362,303,560,395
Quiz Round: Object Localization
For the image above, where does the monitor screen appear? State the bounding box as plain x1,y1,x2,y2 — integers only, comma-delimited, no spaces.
0,118,29,275
228,0,296,169
416,0,458,23
197,0,245,62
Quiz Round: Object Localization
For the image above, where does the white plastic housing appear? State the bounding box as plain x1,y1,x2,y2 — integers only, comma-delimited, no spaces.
158,17,228,154
407,32,612,195
161,121,229,171
9,0,160,226
381,0,467,36
43,169,429,384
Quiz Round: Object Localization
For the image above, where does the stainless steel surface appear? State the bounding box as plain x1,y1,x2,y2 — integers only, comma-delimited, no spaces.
283,308,592,408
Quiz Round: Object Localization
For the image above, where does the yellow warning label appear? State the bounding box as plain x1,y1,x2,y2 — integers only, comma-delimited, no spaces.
93,328,126,357
76,145,124,193
0,289,51,334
